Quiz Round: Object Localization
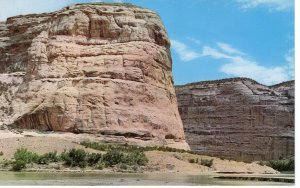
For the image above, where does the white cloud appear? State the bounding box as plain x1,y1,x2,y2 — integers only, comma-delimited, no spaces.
171,39,293,85
217,42,245,55
219,56,289,85
236,0,294,11
202,46,233,59
200,44,293,85
284,48,295,78
170,40,201,62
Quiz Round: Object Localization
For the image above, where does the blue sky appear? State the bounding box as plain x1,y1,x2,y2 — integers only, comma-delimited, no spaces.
0,0,295,85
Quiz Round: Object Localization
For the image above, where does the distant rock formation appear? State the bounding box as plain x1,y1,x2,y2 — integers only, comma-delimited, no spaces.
176,78,294,161
0,3,189,149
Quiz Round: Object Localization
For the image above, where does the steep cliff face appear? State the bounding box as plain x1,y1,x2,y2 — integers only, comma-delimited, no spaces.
0,3,188,149
176,78,294,161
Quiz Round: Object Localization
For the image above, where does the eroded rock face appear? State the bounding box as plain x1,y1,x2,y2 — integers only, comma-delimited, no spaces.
176,78,294,161
0,3,188,149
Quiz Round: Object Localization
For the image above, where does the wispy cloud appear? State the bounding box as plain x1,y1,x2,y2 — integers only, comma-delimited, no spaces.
201,43,293,85
171,39,294,85
170,40,201,62
236,0,294,11
217,42,245,55
284,48,295,77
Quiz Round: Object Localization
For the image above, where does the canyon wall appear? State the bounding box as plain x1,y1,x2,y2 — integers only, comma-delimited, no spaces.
0,3,188,149
176,78,294,161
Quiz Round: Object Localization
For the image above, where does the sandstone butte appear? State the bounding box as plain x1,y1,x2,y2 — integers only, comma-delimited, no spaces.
0,3,189,150
176,78,294,161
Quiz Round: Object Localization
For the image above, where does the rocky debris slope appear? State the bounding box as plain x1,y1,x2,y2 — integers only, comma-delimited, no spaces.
176,78,294,161
0,3,188,149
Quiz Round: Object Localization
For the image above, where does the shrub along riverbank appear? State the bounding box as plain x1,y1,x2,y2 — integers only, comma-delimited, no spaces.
1,147,148,172
258,158,294,172
79,140,196,154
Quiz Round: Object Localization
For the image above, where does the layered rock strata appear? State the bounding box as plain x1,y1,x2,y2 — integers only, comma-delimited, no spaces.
176,78,294,161
0,3,188,149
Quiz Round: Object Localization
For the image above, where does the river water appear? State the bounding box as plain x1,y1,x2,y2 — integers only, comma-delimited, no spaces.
0,171,294,186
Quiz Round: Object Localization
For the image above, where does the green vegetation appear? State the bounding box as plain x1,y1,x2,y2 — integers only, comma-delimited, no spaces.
80,140,193,154
3,146,149,171
1,141,220,172
258,158,294,172
87,153,102,166
60,149,88,168
14,148,38,164
94,162,105,170
36,151,59,165
201,158,213,167
102,149,124,166
0,151,3,156
11,160,26,171
123,150,148,165
188,157,213,167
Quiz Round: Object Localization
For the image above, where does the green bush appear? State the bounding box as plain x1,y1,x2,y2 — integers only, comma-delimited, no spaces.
0,151,3,156
87,153,102,166
14,148,38,164
11,160,26,171
36,156,49,165
36,151,59,165
60,149,87,167
201,159,213,167
188,158,195,163
103,149,124,166
268,159,294,171
94,162,105,170
78,161,88,168
44,151,59,162
123,150,148,166
8,146,149,171
59,150,72,166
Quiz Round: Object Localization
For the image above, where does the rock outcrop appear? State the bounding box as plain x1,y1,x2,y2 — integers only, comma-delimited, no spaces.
176,78,294,161
0,3,189,149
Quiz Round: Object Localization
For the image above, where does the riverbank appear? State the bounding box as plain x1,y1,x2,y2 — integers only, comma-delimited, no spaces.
0,129,279,175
